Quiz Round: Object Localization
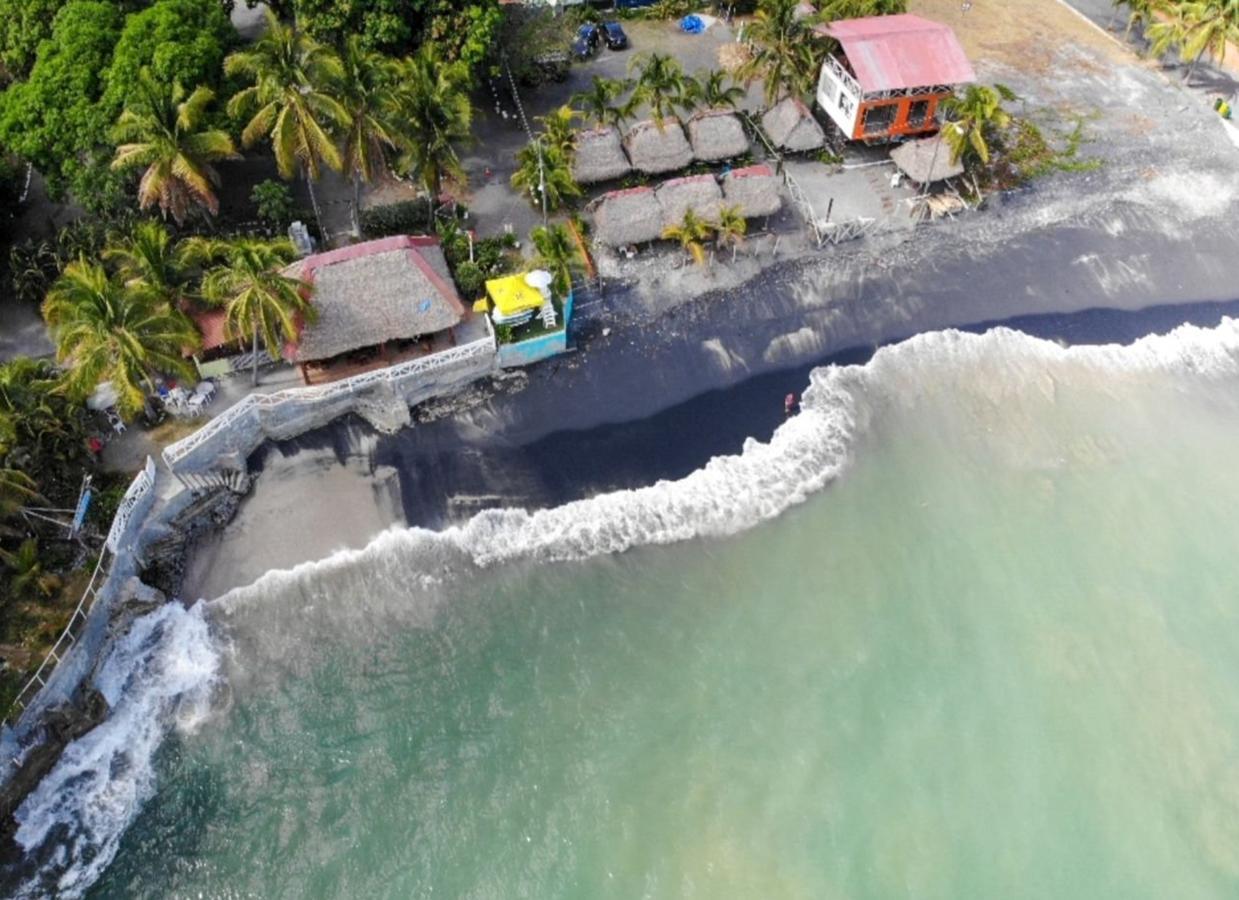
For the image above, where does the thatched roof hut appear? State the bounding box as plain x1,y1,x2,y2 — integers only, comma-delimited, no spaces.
721,164,783,218
687,109,750,162
760,97,826,152
591,186,665,246
623,118,693,175
573,126,631,185
655,174,723,230
284,235,464,363
890,135,963,184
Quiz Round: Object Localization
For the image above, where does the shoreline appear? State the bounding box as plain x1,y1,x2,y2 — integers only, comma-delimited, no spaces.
183,200,1239,599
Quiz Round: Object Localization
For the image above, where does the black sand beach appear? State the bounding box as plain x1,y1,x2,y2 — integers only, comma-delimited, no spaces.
183,190,1239,600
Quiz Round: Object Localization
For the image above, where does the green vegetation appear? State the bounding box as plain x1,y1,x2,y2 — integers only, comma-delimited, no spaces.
1136,0,1239,80
662,208,714,267
941,84,1017,166
531,223,584,297
251,179,297,232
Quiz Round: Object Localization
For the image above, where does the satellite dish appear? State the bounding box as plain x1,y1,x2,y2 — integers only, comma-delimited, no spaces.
524,270,554,291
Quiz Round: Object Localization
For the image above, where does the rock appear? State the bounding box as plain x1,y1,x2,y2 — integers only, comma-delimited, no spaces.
0,687,109,865
107,577,167,640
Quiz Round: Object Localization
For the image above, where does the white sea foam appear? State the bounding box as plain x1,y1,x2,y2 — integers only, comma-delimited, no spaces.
12,316,1239,897
10,603,222,900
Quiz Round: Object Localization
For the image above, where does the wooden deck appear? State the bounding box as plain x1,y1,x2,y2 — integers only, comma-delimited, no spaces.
299,330,457,385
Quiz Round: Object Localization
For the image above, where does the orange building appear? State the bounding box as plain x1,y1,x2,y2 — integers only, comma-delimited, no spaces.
815,14,974,143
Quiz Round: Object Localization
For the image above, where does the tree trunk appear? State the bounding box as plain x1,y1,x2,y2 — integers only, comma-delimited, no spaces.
305,169,327,244
351,173,362,237
252,324,260,388
428,171,440,231
1185,45,1208,83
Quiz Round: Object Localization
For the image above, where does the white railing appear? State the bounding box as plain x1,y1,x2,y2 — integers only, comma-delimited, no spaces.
824,54,862,100
6,456,158,726
105,457,156,554
164,336,497,469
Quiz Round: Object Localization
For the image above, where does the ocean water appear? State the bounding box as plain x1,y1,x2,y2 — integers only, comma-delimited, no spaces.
12,321,1239,898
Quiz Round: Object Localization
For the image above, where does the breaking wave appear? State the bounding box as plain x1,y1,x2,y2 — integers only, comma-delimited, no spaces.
10,316,1239,898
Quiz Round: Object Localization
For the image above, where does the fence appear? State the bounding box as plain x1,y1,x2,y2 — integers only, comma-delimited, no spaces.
5,457,158,724
164,334,498,475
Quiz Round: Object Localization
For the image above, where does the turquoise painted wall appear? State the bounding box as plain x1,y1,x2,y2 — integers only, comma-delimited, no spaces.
496,290,574,369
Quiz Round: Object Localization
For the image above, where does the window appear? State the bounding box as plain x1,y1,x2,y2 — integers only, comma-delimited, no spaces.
862,104,897,136
906,99,931,129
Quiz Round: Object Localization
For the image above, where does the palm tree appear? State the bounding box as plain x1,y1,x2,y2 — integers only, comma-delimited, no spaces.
337,35,400,234
738,0,823,107
42,260,200,418
626,52,693,129
184,238,313,386
511,141,581,216
1115,0,1167,38
387,45,473,230
530,224,584,297
1149,0,1239,81
689,69,746,110
537,105,578,159
572,76,630,129
225,10,349,237
714,205,748,263
1,538,60,601
0,470,40,542
103,221,192,309
940,84,1017,166
111,71,239,224
662,209,714,266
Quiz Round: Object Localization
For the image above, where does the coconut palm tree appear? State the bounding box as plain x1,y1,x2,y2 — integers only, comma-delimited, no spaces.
1115,0,1168,38
225,10,349,236
1,538,60,601
42,259,200,418
0,471,40,542
387,45,473,230
511,141,581,216
738,0,823,107
537,105,578,159
183,237,313,386
0,358,84,476
940,84,1017,166
713,205,748,263
626,52,694,129
662,209,714,266
111,71,239,224
1149,0,1239,81
337,35,400,234
530,224,584,297
572,76,630,129
103,221,192,309
689,69,747,110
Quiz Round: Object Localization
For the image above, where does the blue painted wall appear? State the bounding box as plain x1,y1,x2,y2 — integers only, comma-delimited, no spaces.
496,290,573,369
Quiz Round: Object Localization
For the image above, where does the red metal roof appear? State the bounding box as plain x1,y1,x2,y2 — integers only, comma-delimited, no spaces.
823,14,974,94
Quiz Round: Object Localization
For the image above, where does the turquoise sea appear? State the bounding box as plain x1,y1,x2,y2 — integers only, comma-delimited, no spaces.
13,321,1239,898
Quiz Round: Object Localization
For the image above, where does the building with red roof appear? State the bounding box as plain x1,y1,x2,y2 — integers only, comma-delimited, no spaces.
815,14,975,142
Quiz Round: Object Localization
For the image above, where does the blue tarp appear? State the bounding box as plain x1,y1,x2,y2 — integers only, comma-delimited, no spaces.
680,14,704,34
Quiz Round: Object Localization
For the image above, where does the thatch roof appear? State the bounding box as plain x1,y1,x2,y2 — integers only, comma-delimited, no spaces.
890,135,964,184
655,174,723,231
285,236,464,363
687,109,750,162
590,186,665,246
623,118,693,175
573,126,631,185
721,164,783,218
761,97,826,152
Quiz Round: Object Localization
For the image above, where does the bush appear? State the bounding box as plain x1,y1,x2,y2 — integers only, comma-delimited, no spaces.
453,260,485,301
251,179,295,231
359,199,435,238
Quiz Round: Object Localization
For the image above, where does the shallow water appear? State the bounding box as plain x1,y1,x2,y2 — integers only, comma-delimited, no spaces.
15,322,1239,898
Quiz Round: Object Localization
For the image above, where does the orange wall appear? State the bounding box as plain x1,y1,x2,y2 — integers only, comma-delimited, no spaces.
852,93,949,141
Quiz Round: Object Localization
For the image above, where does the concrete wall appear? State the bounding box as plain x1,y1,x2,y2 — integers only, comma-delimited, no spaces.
498,329,569,368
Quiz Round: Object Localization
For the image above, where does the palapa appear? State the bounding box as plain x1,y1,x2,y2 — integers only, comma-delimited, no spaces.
889,135,964,184
590,186,665,246
572,126,631,185
623,118,694,175
761,97,826,152
721,164,783,218
687,109,750,162
655,175,723,231
285,236,464,363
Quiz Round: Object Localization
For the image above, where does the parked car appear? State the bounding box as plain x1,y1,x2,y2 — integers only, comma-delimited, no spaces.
601,21,628,50
572,23,600,60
